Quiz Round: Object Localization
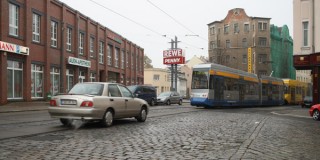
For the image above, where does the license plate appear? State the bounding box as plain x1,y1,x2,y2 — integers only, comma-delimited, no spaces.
61,100,77,105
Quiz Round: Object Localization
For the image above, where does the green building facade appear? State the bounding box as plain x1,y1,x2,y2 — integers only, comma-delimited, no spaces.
270,25,296,79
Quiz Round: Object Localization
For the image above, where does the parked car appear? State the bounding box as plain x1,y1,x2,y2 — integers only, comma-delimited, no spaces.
48,82,149,127
309,104,320,121
127,85,157,106
301,96,313,108
157,91,182,105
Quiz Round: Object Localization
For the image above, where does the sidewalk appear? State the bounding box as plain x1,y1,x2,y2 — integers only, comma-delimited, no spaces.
0,101,49,113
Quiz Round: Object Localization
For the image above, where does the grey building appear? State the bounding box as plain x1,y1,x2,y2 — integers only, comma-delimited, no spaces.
208,8,272,76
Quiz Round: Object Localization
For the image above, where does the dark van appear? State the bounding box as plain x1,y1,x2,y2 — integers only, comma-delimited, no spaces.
127,85,157,106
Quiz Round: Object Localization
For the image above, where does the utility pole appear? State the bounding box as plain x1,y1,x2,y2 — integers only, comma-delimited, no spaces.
169,36,180,91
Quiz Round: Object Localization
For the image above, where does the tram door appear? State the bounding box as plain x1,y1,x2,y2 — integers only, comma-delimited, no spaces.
214,76,224,101
239,84,245,103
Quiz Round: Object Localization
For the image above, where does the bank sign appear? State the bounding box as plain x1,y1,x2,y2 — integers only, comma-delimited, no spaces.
68,57,91,68
0,41,29,55
163,49,185,65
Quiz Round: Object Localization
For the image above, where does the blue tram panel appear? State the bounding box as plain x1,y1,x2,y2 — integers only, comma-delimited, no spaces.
190,63,285,108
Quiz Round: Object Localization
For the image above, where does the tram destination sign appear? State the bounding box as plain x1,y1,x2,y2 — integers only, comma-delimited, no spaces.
68,57,91,68
163,49,185,65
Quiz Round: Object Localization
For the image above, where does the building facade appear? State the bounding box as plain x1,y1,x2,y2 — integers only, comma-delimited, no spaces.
208,8,272,76
0,0,144,105
270,25,296,79
293,0,318,83
144,68,170,96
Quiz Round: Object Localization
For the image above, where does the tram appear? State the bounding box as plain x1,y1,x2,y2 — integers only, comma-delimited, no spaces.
190,63,285,108
283,79,312,105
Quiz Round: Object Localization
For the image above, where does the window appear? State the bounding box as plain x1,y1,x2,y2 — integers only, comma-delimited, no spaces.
210,26,215,35
7,60,23,99
258,70,267,76
66,27,72,51
90,72,96,82
126,52,130,68
258,54,267,63
115,48,120,68
258,37,267,46
32,13,40,42
90,37,94,57
226,40,231,48
121,50,125,69
79,71,85,83
99,41,104,64
210,41,216,49
136,56,138,71
50,67,60,96
242,38,247,48
244,23,250,32
131,53,134,68
153,74,160,81
79,32,84,55
242,54,247,64
303,21,309,46
234,23,239,33
9,3,19,36
31,64,43,98
224,25,229,34
107,45,112,66
66,69,74,92
258,22,267,31
51,21,58,47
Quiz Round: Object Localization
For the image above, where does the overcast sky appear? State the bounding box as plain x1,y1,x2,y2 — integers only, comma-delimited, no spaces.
59,0,293,68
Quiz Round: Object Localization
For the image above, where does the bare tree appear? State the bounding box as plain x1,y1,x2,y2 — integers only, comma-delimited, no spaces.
144,55,153,68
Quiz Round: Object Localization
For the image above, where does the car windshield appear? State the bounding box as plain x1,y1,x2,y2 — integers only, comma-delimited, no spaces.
69,83,103,96
159,92,171,97
127,86,137,92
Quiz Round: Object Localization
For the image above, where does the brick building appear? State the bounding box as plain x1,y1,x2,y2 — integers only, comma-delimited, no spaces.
208,8,272,76
0,0,144,105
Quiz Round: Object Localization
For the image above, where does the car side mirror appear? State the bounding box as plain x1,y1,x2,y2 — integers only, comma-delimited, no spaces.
135,94,139,97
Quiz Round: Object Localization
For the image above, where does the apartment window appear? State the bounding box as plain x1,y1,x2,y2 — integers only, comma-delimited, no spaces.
51,21,58,47
242,38,247,48
121,50,125,69
258,54,267,63
107,45,112,66
258,22,267,31
258,70,267,76
90,37,94,57
242,54,247,64
66,27,72,51
234,23,239,33
153,74,160,81
210,41,216,49
9,3,19,36
224,25,229,34
31,64,43,98
244,24,250,32
131,53,134,68
79,32,84,55
136,56,138,71
303,21,309,46
258,37,267,46
50,67,60,96
126,52,130,68
32,13,40,42
90,72,96,82
115,48,120,68
210,26,215,35
226,40,231,48
99,41,104,64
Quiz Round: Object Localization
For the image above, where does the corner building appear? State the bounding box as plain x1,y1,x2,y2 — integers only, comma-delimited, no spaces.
0,0,144,105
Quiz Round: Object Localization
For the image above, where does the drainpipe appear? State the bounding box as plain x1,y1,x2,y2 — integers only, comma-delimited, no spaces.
312,0,315,53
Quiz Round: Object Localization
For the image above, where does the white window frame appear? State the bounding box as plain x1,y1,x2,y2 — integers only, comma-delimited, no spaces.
31,64,44,98
50,67,60,96
303,21,309,47
90,36,94,57
99,41,104,64
90,72,96,82
79,71,85,83
153,74,160,81
115,48,119,68
107,45,112,66
121,50,125,69
66,69,74,92
32,13,40,42
79,32,84,55
9,3,19,36
66,27,72,51
51,21,58,47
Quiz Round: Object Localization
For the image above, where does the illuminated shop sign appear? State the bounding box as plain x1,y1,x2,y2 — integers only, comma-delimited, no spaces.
163,49,185,65
0,41,29,55
68,57,91,68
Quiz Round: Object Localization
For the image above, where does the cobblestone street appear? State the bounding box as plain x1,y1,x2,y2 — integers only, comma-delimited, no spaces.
0,107,319,159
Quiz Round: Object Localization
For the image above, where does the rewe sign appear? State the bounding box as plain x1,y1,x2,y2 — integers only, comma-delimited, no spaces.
163,49,185,65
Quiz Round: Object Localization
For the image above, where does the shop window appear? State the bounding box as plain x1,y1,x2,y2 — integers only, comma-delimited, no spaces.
7,60,23,99
79,71,85,83
50,67,60,96
31,64,44,98
90,72,96,82
66,69,74,92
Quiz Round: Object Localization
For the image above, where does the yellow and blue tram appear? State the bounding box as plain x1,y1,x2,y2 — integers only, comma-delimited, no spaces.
190,63,285,108
283,79,312,105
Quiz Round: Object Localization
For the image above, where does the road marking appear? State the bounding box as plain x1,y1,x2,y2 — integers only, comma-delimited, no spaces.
271,112,310,119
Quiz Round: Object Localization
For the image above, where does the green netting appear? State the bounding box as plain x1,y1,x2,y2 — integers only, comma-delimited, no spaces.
270,25,296,79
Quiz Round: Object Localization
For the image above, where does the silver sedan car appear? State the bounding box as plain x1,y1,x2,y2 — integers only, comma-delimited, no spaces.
48,82,149,127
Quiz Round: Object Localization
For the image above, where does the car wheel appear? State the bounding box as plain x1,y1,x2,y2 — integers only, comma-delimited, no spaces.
136,107,147,122
100,109,114,127
150,99,155,106
60,118,73,126
312,110,320,121
178,99,182,105
166,100,171,105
